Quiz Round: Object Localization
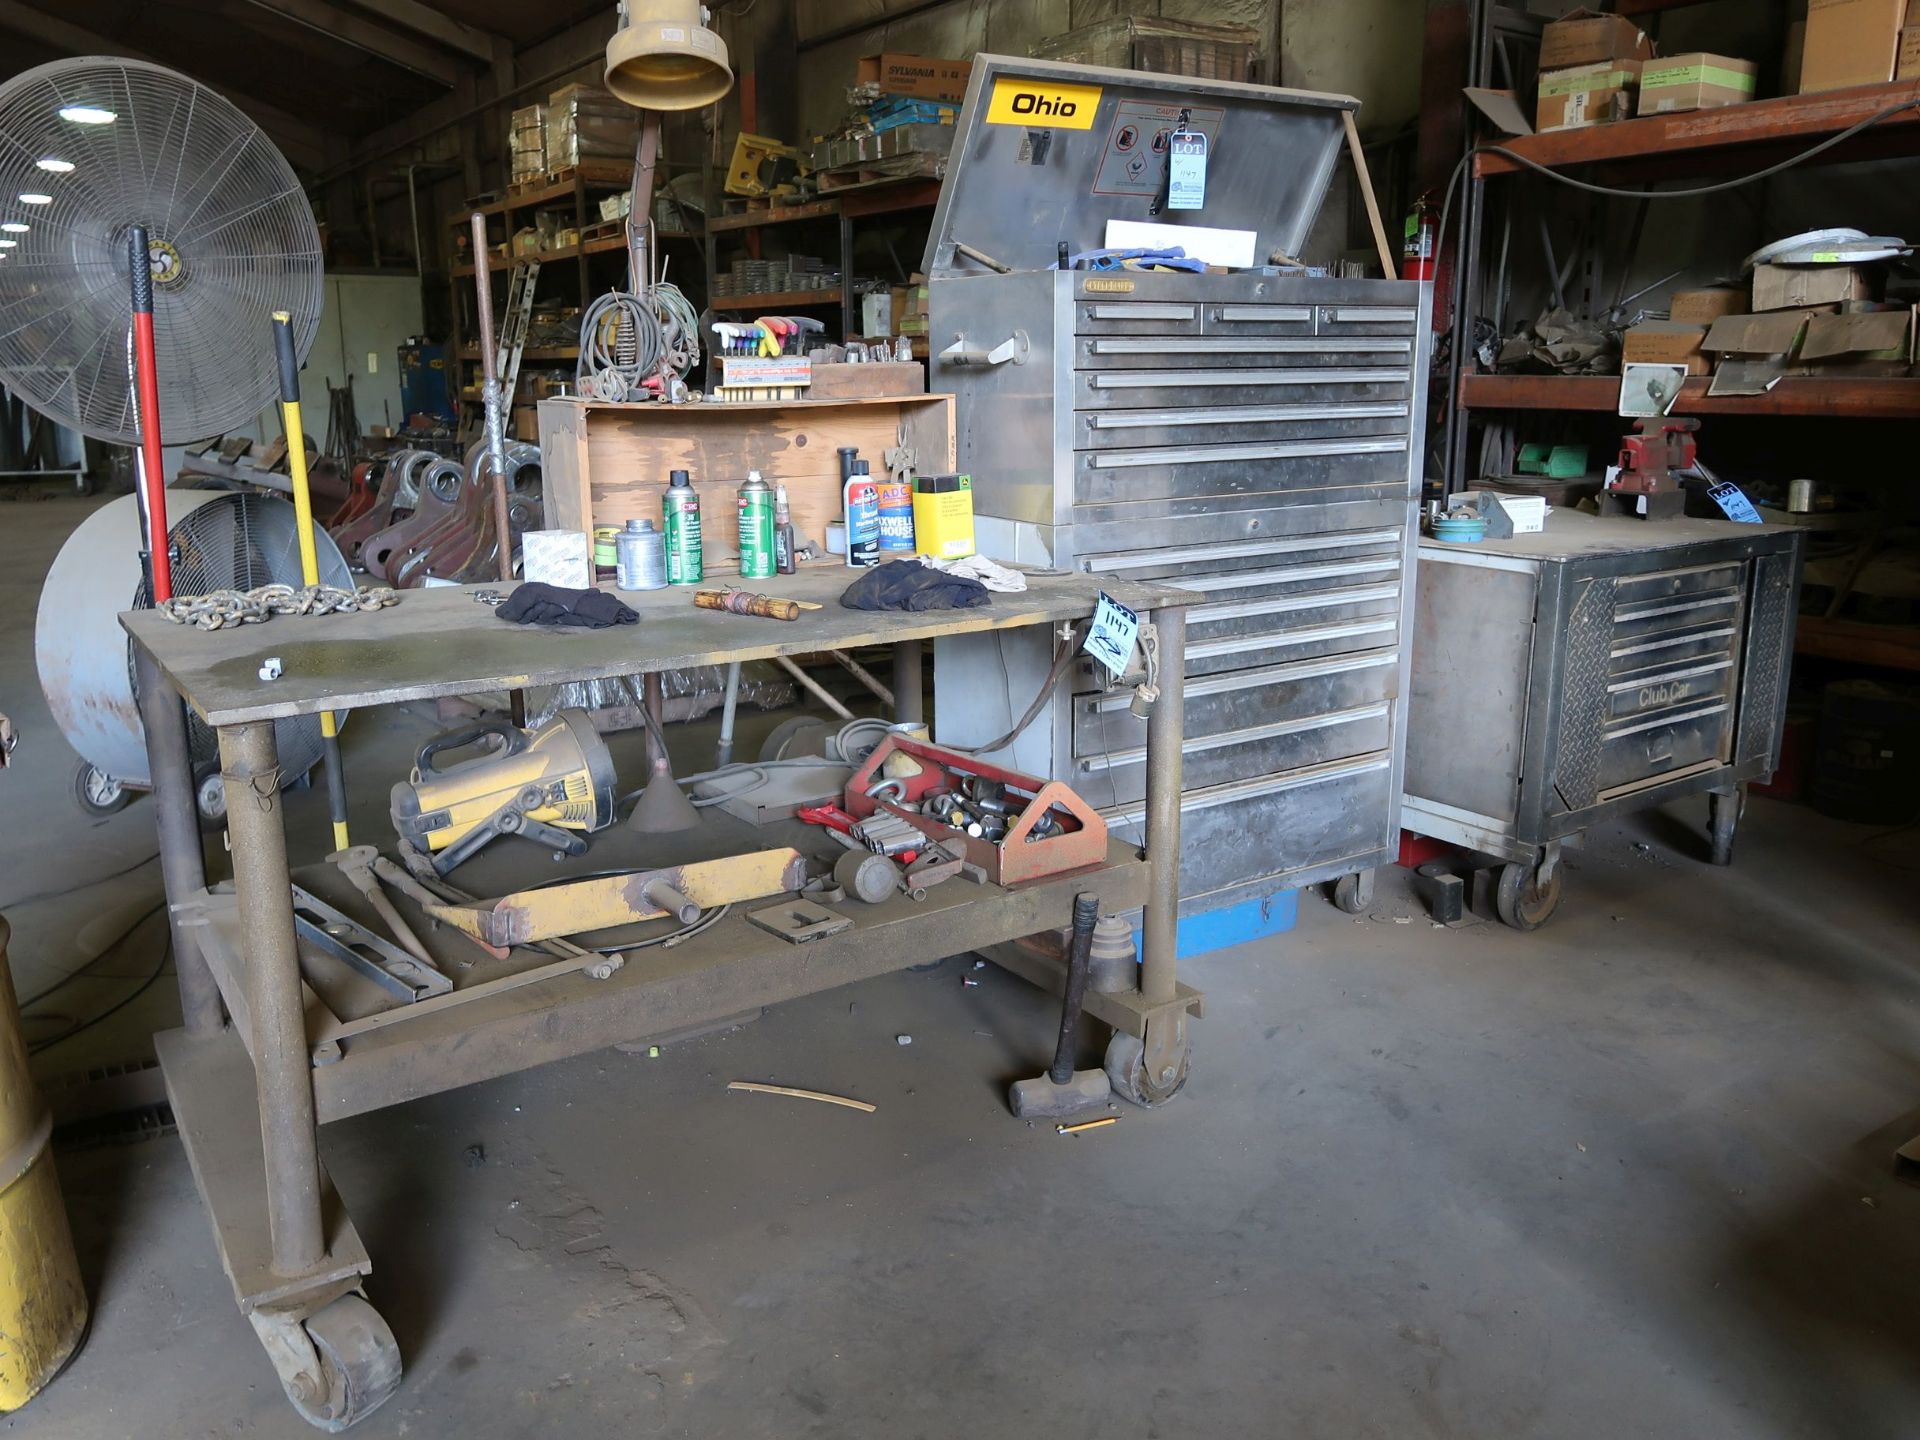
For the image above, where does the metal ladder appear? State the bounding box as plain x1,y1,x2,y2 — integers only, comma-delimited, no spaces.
493,258,541,423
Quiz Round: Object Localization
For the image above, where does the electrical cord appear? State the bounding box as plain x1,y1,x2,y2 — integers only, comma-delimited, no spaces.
0,850,159,911
945,621,1092,755
29,934,172,1056
577,289,665,401
1434,97,1920,355
15,898,167,1013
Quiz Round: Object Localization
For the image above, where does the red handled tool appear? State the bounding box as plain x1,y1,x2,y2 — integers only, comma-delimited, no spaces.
128,225,171,601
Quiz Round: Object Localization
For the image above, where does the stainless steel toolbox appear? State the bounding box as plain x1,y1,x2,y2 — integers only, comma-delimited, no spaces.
1402,512,1804,929
923,56,1430,920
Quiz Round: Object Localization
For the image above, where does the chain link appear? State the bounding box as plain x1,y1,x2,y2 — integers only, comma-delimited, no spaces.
157,583,400,631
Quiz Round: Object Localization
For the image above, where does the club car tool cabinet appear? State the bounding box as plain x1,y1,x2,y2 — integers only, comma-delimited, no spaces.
925,56,1431,935
1403,513,1804,930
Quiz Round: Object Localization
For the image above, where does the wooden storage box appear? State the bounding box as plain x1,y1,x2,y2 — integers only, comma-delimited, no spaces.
539,394,957,576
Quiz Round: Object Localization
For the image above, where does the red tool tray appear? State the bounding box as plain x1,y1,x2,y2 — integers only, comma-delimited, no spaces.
843,735,1109,886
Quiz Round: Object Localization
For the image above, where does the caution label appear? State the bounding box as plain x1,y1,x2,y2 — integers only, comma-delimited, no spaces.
985,78,1102,130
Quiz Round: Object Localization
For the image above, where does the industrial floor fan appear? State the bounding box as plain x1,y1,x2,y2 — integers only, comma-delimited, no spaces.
0,63,325,802
0,57,405,1430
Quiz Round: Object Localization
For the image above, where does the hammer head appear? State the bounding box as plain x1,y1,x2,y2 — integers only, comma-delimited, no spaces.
1008,1068,1111,1119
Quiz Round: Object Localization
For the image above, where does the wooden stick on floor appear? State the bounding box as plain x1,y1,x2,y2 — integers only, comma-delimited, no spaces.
727,1081,877,1113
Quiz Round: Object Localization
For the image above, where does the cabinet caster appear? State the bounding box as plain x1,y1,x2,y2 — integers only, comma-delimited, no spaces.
1495,860,1562,932
1105,1028,1190,1108
251,1293,402,1432
1331,868,1375,915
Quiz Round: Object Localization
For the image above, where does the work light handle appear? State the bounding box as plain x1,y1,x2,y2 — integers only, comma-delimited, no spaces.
271,309,300,406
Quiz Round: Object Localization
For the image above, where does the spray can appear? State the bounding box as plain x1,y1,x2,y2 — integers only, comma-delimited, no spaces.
773,483,797,575
737,470,776,580
662,468,703,585
844,460,880,568
876,472,914,554
615,518,667,590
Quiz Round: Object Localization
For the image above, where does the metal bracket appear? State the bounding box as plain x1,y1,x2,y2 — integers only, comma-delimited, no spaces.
939,330,1030,367
746,900,853,944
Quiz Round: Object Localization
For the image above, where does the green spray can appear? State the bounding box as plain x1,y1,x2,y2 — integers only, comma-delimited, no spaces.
662,468,703,585
736,469,776,580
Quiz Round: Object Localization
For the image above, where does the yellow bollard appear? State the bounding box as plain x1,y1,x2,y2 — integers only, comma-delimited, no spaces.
0,916,89,1411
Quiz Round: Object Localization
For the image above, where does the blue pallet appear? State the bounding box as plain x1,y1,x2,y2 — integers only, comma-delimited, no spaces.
1130,888,1300,961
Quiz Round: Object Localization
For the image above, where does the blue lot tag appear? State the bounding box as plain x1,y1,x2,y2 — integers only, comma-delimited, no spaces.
1085,592,1142,682
1167,129,1208,211
1707,480,1762,524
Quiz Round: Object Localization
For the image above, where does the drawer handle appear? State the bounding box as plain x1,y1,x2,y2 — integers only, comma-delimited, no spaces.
940,330,1030,367
1087,304,1195,321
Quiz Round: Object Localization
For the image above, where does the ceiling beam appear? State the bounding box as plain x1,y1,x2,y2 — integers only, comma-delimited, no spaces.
232,0,464,87
0,0,336,168
343,0,503,64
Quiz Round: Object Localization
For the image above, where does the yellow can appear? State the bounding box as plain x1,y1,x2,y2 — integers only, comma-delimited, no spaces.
0,916,89,1412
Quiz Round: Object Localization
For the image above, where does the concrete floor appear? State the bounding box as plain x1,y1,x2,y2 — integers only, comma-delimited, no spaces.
7,493,1920,1438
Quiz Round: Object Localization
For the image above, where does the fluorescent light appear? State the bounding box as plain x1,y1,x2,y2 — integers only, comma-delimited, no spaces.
18,194,51,205
1,224,26,234
57,105,116,125
0,241,17,249
36,158,74,174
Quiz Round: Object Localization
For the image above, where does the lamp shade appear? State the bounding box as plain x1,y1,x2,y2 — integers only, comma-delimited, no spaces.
605,0,733,110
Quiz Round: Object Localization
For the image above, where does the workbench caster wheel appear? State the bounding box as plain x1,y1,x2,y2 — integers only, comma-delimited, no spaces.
192,760,228,832
1331,868,1374,915
1707,788,1743,867
74,761,133,817
1105,1030,1190,1108
253,1293,402,1432
1495,861,1562,932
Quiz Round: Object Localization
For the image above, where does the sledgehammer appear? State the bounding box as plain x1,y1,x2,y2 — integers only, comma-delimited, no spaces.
1009,893,1113,1119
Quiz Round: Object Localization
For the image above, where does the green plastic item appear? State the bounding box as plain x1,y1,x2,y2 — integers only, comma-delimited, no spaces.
1517,443,1589,479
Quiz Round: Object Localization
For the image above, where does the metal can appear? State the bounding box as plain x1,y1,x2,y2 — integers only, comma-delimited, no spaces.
592,525,620,579
737,470,776,580
844,462,880,569
663,469,703,585
1788,477,1816,514
876,476,914,553
615,518,667,590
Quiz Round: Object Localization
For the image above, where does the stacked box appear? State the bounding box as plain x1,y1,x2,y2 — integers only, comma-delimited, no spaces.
1032,18,1260,83
891,278,929,338
1536,61,1641,131
545,84,639,173
510,104,547,185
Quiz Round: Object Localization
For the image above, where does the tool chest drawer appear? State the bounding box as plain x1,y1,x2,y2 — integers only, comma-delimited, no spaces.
1072,366,1414,411
1075,399,1411,452
1074,334,1417,369
1100,754,1398,901
1595,698,1735,796
1073,300,1208,335
1072,439,1410,506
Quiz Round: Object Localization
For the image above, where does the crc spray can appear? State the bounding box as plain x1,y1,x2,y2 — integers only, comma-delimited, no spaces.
844,460,880,568
876,473,914,554
615,518,667,591
737,470,776,579
662,469,702,585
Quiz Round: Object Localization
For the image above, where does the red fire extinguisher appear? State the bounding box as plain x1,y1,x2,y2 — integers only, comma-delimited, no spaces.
1402,191,1439,283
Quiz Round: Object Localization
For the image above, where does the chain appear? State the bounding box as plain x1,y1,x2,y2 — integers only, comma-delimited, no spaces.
157,584,400,631
219,766,287,812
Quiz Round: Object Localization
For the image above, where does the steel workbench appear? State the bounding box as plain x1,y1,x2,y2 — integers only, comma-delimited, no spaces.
121,569,1198,1430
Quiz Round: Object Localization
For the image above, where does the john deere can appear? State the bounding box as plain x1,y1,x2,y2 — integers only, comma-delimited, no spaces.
662,469,703,585
737,470,776,580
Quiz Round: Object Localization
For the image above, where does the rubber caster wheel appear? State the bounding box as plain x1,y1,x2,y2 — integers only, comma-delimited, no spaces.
192,761,228,832
1495,861,1562,932
1105,1031,1190,1108
260,1294,402,1433
75,762,133,818
1331,870,1373,915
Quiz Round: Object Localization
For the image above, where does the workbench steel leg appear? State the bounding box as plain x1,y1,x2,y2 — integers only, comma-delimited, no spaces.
1140,608,1185,1006
135,648,221,1036
219,722,325,1278
716,661,742,768
892,639,924,725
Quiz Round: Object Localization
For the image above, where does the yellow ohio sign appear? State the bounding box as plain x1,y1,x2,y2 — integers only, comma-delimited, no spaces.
985,78,1103,130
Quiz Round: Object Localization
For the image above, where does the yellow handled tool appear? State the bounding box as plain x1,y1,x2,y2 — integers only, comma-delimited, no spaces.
272,311,350,851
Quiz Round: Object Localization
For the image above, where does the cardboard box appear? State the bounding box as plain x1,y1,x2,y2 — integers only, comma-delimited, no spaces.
1704,309,1823,394
1537,62,1641,131
1752,263,1876,312
1784,20,1807,92
1900,24,1920,78
857,54,972,102
1801,0,1908,93
1623,321,1711,375
1798,306,1916,375
1639,53,1759,114
1539,9,1656,69
1670,287,1749,324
